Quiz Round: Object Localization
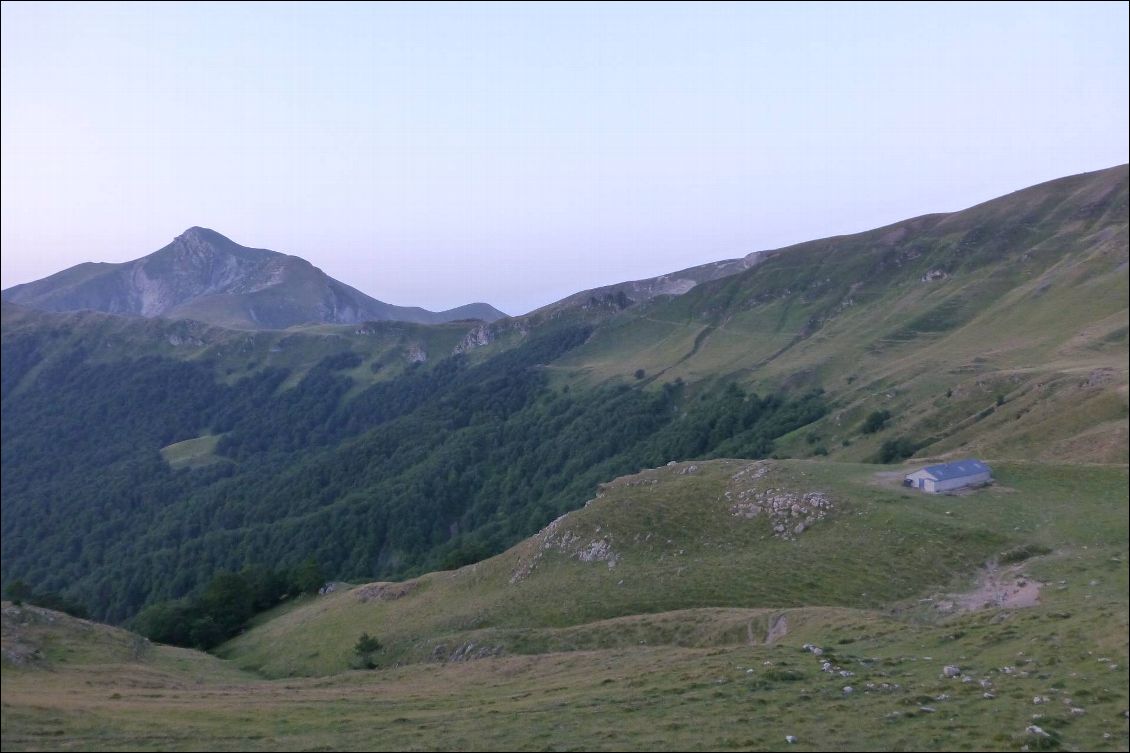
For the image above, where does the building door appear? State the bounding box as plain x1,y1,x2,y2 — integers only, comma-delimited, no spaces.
918,479,925,489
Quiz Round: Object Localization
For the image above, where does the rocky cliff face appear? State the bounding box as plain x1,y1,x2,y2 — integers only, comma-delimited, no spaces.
2,228,507,330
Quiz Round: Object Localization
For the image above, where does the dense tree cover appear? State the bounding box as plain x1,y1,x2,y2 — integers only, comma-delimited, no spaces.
132,560,323,649
2,324,826,623
3,578,89,619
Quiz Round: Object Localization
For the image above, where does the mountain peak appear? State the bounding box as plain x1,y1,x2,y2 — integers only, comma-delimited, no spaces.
172,226,239,249
1,228,508,329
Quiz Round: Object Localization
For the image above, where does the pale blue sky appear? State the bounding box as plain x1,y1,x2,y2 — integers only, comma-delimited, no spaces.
2,2,1127,314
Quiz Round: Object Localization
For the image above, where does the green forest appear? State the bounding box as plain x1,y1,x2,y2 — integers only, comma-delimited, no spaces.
2,323,826,623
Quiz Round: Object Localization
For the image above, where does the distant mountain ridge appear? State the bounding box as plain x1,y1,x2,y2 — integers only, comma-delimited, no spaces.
536,252,767,315
0,227,507,329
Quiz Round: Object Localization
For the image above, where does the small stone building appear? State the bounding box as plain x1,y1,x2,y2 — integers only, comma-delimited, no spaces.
904,459,992,493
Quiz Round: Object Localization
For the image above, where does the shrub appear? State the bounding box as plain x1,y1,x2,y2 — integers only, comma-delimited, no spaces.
1000,543,1053,564
876,437,919,463
355,632,382,654
354,632,383,669
861,410,892,434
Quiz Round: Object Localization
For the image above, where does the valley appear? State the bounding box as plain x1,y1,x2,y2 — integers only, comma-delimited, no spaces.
2,165,1127,751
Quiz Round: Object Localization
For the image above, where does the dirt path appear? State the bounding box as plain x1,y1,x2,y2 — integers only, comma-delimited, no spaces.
936,562,1042,613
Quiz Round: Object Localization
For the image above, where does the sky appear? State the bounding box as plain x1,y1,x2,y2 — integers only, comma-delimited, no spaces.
2,2,1127,315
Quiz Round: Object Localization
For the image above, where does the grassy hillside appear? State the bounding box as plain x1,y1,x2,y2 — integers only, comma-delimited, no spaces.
553,165,1128,463
1,601,251,681
4,459,1126,752
10,621,1126,752
217,459,1127,677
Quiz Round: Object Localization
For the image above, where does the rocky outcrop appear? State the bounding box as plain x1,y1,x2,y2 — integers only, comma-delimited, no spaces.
510,514,620,584
353,581,418,603
451,317,531,355
724,462,833,540
453,324,494,354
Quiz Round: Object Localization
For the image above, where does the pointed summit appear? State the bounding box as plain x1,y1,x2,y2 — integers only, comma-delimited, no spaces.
175,226,232,244
164,227,270,257
179,225,216,238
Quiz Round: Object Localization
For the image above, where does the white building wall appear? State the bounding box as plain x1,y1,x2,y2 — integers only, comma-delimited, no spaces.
928,471,992,493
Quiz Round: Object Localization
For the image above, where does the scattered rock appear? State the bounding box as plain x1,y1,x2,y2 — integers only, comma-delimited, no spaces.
431,641,504,663
943,665,961,678
353,581,418,603
576,539,618,567
727,463,833,540
785,735,798,744
1083,367,1116,389
167,333,204,347
510,514,620,583
1026,725,1050,738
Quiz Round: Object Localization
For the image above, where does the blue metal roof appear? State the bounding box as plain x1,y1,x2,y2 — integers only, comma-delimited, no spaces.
920,459,992,481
